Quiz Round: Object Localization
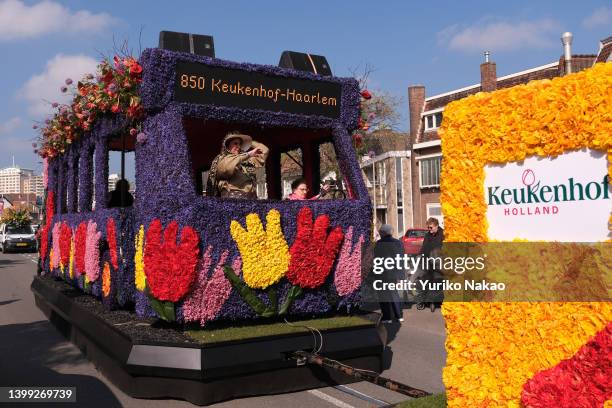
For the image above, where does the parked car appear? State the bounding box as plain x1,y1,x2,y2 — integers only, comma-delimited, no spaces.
0,223,37,253
401,228,428,255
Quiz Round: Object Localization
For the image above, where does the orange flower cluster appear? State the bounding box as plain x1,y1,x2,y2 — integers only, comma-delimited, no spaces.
438,63,612,407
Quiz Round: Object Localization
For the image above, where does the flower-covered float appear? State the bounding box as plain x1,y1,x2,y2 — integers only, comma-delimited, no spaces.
32,42,384,405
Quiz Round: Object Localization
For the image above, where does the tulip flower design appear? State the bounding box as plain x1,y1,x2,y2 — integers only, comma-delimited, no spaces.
84,220,101,283
133,225,146,291
106,218,119,269
183,247,239,325
143,219,200,321
286,207,344,289
74,222,87,275
51,223,61,270
334,227,365,296
280,207,344,315
59,222,72,269
230,209,290,290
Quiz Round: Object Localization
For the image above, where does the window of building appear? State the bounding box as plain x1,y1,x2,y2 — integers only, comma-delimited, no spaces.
424,111,444,130
419,156,441,188
395,157,403,207
426,203,444,227
397,208,404,236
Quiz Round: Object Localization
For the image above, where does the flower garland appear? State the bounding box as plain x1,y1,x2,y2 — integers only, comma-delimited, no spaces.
439,62,612,408
143,219,200,303
74,222,87,275
84,220,101,282
34,56,144,159
134,224,146,291
521,322,611,408
230,209,290,290
286,207,344,289
334,226,365,296
106,218,119,270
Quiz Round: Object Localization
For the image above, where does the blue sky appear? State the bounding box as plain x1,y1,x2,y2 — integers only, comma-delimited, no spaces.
0,0,610,174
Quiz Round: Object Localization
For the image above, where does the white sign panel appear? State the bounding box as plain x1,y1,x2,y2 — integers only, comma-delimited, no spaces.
484,149,610,242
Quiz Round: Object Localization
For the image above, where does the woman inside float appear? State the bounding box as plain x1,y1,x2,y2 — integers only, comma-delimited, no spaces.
286,177,330,200
207,132,269,199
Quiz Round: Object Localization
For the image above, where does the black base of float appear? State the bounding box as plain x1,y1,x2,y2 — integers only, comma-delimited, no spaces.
31,276,385,406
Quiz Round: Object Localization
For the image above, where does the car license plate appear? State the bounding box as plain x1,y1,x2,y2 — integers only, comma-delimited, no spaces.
16,243,28,247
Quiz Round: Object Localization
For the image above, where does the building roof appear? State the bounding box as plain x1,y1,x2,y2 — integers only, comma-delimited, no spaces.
416,49,603,145
596,36,612,63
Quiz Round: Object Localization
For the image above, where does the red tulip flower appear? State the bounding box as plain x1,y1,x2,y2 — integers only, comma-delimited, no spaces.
360,89,372,100
286,207,344,289
59,223,72,267
144,220,200,303
74,222,87,274
106,218,119,270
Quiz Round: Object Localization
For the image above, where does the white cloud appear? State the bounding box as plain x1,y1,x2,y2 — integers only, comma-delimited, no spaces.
438,18,561,53
0,0,115,41
19,54,99,117
582,6,612,29
0,117,22,134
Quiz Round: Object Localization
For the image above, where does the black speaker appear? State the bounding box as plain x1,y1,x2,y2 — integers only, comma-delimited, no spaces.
279,51,332,76
159,31,215,58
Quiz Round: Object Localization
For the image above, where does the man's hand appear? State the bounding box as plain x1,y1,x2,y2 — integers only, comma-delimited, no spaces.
248,148,263,157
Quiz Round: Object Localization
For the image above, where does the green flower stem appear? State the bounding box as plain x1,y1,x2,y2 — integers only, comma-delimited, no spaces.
267,286,278,315
145,287,176,322
224,266,275,318
279,285,303,316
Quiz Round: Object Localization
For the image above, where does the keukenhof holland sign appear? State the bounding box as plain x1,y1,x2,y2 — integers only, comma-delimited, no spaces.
485,148,611,242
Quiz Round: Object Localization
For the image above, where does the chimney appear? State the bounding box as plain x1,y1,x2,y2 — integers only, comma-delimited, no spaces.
408,85,425,144
561,32,573,75
480,51,497,92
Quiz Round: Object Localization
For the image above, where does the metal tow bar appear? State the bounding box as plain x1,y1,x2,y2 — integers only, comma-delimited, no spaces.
292,350,431,399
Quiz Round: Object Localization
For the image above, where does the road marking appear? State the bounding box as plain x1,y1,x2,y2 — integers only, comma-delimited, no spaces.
307,389,356,408
333,385,390,407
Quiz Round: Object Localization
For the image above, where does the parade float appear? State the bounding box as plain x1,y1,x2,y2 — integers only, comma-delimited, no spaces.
440,62,612,407
31,37,387,405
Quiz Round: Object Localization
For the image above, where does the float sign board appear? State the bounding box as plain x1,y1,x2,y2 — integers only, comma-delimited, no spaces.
174,61,342,118
484,148,611,242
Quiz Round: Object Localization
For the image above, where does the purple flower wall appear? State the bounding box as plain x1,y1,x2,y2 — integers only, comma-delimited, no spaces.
41,48,371,325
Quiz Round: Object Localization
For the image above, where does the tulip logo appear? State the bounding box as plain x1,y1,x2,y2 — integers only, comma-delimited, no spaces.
521,169,540,192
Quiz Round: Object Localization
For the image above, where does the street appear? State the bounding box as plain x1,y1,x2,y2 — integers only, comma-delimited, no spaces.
0,251,446,408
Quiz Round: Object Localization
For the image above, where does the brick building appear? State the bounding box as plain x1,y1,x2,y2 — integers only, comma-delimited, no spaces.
407,35,612,229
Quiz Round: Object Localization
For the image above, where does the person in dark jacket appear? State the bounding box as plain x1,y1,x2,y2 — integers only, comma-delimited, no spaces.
373,224,404,323
420,217,444,257
108,179,134,207
417,218,444,311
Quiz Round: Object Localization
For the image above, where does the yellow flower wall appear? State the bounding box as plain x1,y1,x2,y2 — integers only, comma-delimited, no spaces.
439,62,612,407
